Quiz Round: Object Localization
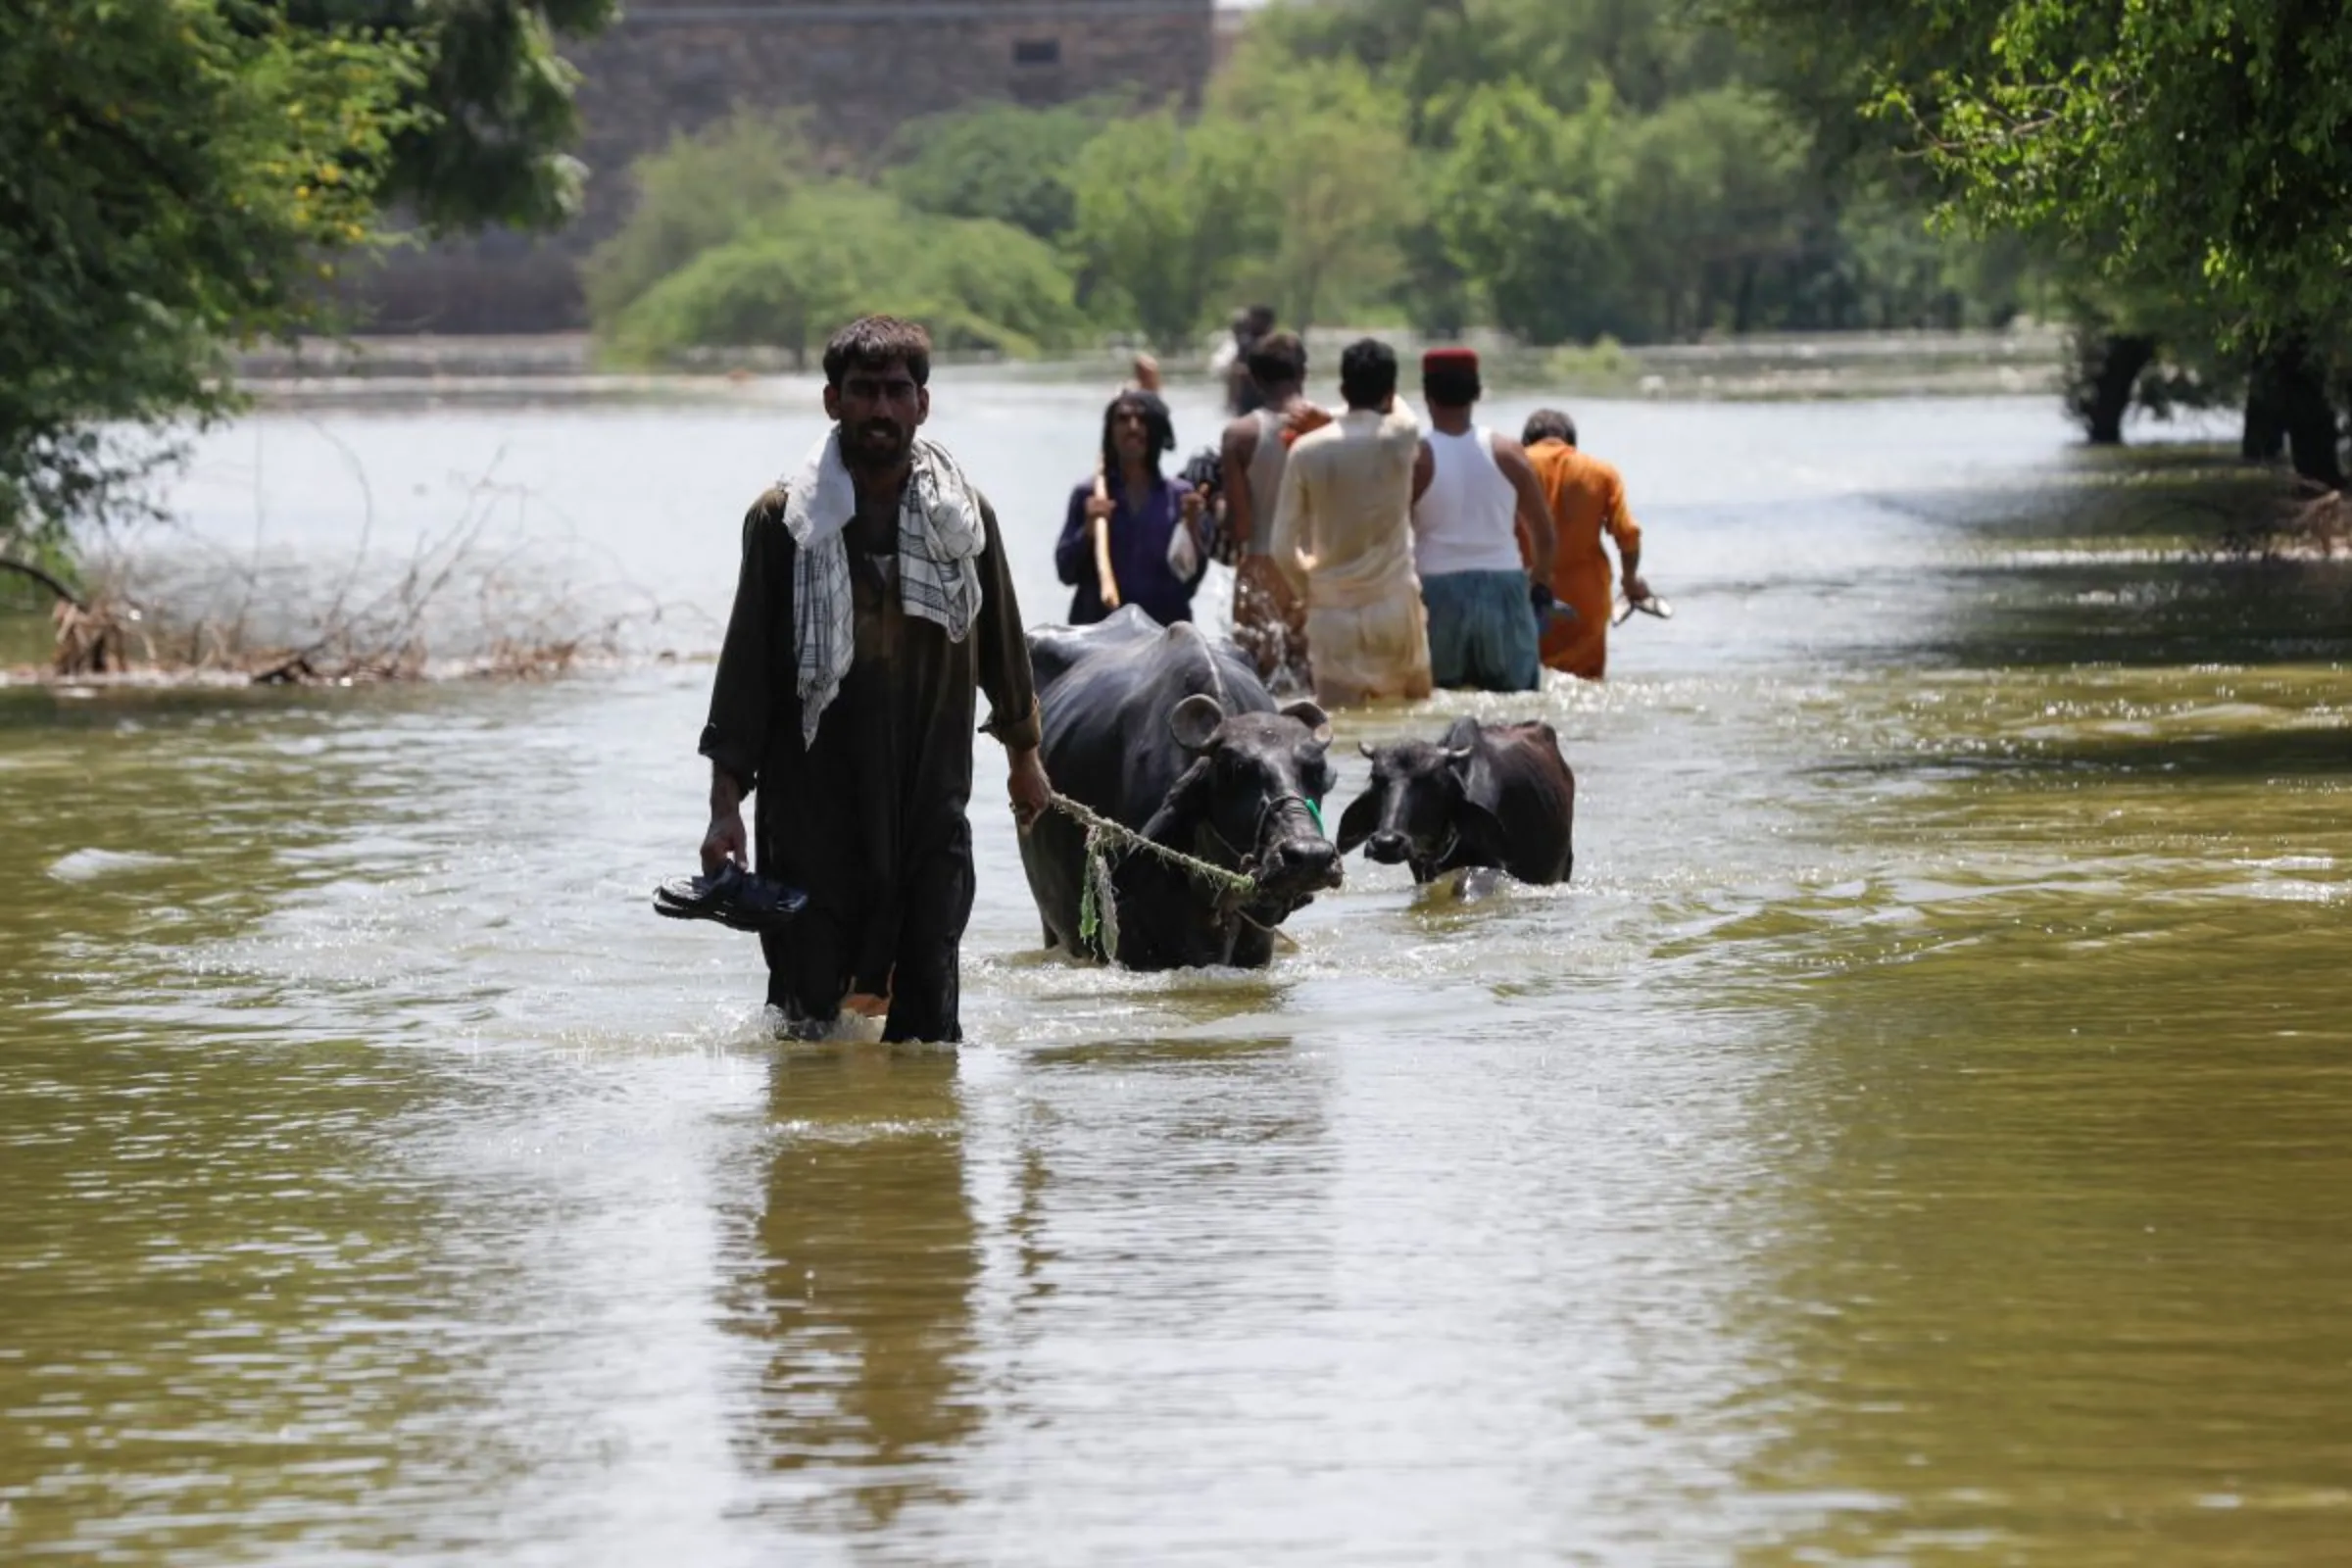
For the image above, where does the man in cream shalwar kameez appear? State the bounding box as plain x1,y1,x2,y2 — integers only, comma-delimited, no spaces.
1268,338,1434,707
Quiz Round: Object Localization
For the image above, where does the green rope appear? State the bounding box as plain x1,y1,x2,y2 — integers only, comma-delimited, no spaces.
1047,790,1258,964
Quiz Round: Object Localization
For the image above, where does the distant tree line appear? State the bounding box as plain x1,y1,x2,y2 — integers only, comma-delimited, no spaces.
11,0,2340,577
587,0,2045,368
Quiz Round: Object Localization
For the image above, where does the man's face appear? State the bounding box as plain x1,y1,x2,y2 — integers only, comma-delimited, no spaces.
1110,403,1152,466
824,358,928,468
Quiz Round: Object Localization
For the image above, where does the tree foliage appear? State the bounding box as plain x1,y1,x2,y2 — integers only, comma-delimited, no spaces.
1893,2,2352,341
284,0,619,233
1065,112,1271,353
1214,61,1419,332
581,108,810,326
1429,83,1621,346
885,96,1125,241
0,0,417,554
603,186,1087,367
3,0,616,557
1726,0,2352,473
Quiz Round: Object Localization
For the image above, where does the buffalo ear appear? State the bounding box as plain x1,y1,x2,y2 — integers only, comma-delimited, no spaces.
1335,787,1382,856
1279,699,1333,748
1169,692,1226,753
1357,740,1378,760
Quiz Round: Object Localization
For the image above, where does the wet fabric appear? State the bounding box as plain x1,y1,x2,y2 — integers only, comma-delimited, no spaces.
700,483,1041,1044
1231,554,1309,691
1302,593,1432,708
1231,408,1310,687
1525,439,1643,681
1422,568,1540,692
1053,473,1205,626
1270,406,1432,705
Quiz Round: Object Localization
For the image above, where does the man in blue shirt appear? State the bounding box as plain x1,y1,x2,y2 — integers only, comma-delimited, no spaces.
1055,389,1210,625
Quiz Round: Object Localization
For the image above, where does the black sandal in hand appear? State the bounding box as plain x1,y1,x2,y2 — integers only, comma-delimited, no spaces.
652,862,808,933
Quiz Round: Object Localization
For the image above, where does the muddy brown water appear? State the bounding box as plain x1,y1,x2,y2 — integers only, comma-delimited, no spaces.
3,384,2348,1564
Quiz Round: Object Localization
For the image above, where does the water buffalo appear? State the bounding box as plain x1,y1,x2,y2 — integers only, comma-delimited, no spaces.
1337,717,1576,886
1021,608,1342,969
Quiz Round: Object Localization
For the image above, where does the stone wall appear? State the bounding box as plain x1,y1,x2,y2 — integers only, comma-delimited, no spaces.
354,0,1216,332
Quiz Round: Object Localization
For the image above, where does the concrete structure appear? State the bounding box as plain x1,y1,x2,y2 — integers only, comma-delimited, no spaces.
358,0,1218,332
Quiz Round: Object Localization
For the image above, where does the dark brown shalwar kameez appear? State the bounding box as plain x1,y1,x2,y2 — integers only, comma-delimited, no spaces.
699,485,1041,1043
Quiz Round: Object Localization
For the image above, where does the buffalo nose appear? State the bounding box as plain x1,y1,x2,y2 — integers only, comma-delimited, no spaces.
1279,836,1340,884
1364,831,1410,864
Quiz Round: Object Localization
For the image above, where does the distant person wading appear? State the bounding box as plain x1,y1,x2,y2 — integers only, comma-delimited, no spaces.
1054,390,1208,626
1212,303,1279,417
1219,329,1317,689
1408,348,1558,693
1521,409,1652,681
1269,338,1434,708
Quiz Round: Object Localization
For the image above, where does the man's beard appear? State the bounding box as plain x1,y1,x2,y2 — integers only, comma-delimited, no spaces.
840,419,912,469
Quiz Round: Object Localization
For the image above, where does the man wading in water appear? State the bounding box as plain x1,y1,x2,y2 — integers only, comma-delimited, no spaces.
1218,329,1318,690
698,316,1053,1042
1268,338,1434,707
1409,347,1557,692
1521,409,1652,681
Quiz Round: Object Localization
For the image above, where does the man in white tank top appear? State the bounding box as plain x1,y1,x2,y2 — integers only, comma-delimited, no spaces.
1408,348,1558,692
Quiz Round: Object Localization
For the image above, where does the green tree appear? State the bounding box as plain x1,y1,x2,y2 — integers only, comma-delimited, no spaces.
1066,111,1270,352
1606,87,1810,338
1429,81,1622,345
283,0,619,233
604,186,1087,368
0,1,416,558
581,108,811,326
885,97,1124,241
1212,60,1420,332
1728,0,2352,481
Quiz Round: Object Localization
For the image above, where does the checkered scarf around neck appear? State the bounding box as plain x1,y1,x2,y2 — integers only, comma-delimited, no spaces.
782,427,986,749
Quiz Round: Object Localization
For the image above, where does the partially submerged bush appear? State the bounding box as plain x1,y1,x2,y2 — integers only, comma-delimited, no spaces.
581,109,814,327
603,185,1088,367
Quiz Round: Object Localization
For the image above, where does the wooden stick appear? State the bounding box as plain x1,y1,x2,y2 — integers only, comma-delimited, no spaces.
1092,458,1122,611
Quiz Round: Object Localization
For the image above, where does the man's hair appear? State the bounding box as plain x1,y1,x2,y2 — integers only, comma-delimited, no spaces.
822,316,932,388
1244,303,1277,335
1338,338,1399,410
1522,409,1579,447
1246,330,1306,389
1423,364,1482,409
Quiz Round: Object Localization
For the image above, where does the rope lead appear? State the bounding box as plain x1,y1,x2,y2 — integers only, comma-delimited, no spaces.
1046,790,1257,965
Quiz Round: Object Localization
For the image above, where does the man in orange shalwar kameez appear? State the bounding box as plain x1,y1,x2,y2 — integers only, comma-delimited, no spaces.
1520,409,1652,681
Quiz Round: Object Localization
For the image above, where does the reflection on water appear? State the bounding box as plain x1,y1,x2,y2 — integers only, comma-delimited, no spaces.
3,391,2350,1563
725,1048,981,1533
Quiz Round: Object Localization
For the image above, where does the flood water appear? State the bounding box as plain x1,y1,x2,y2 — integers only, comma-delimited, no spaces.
4,382,2349,1564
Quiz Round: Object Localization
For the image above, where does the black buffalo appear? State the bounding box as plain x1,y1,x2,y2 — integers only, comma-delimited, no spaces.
1021,608,1341,969
1337,717,1577,886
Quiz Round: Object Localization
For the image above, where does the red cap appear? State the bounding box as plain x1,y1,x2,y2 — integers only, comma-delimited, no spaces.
1422,347,1479,373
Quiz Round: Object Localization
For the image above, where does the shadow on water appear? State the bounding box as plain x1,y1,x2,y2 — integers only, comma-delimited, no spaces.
1894,454,2351,672
1817,721,2352,782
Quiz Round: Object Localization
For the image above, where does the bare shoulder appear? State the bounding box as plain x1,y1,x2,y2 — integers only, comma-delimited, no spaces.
748,483,790,522
1221,413,1260,455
